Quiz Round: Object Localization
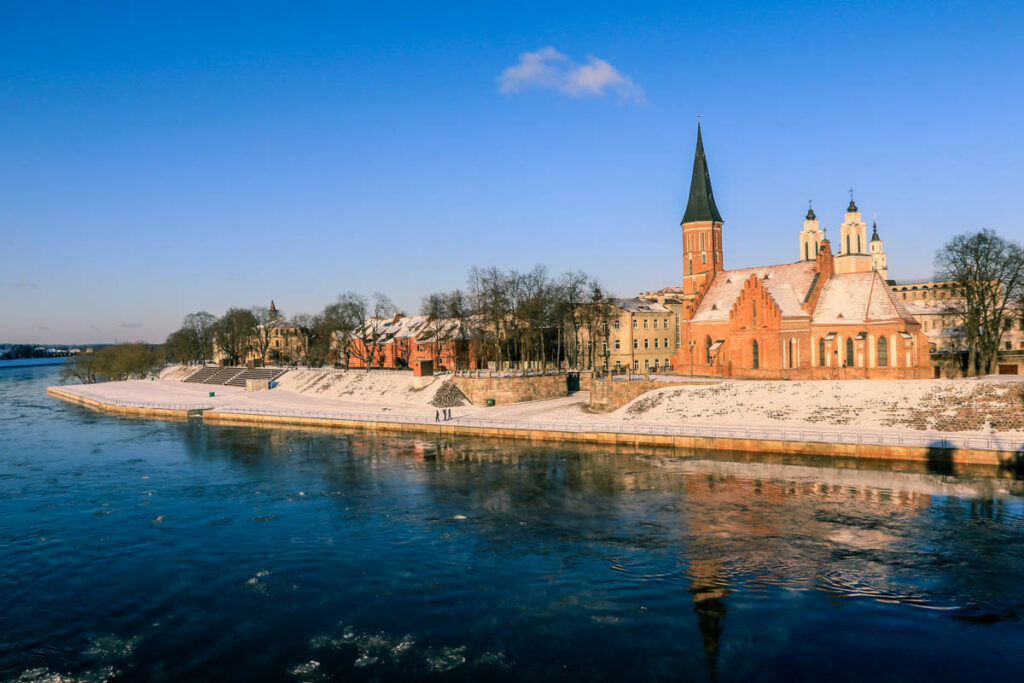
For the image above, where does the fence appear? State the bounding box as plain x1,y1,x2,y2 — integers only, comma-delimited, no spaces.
209,404,1024,453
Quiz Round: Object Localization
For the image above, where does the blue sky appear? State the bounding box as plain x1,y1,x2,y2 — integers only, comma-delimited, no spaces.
2,1,1022,344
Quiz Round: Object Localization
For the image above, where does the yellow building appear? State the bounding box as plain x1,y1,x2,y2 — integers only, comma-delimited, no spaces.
579,298,678,373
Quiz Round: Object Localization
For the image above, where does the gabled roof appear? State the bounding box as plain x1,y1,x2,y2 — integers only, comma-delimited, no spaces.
812,272,917,325
681,124,723,224
691,261,818,322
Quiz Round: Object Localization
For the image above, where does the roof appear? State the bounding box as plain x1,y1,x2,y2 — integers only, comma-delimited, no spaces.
691,261,818,322
609,298,671,314
903,300,956,316
812,272,917,325
681,124,723,224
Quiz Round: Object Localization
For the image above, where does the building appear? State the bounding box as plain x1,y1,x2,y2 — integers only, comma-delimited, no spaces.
889,279,1024,375
337,314,482,371
578,298,680,373
665,125,931,379
212,300,310,366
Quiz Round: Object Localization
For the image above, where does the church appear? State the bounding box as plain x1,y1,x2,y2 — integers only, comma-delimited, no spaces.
662,126,931,379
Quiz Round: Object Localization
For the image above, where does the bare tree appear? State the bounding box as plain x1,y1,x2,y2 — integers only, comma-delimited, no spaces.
936,229,1024,375
421,292,448,368
340,292,395,371
214,308,258,365
182,311,216,364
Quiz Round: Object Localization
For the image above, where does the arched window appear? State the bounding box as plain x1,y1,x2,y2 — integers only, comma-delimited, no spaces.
818,338,826,366
752,340,759,369
846,235,851,254
857,235,862,253
845,338,854,366
877,337,888,367
804,242,809,261
705,336,713,365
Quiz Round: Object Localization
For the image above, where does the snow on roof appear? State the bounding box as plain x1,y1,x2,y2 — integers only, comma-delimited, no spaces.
692,261,817,322
813,272,917,325
610,298,671,314
903,300,956,316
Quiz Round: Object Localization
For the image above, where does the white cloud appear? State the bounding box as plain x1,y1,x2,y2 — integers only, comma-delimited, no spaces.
498,47,643,102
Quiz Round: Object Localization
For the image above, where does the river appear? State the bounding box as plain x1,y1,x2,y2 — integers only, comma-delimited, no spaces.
2,365,1023,681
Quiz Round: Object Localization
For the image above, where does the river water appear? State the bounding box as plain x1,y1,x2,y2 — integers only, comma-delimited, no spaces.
2,366,1024,681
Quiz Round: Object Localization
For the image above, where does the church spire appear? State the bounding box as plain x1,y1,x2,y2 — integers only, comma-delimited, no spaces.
682,124,723,224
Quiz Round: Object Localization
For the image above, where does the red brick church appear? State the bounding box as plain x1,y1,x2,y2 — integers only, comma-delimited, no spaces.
665,126,931,379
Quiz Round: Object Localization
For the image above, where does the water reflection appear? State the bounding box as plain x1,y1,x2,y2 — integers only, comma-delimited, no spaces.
6,367,1024,681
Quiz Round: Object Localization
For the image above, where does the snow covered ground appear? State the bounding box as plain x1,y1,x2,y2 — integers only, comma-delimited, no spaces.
54,367,1024,440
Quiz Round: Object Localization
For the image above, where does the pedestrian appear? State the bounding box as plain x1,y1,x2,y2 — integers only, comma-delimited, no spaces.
435,409,440,422
446,408,451,420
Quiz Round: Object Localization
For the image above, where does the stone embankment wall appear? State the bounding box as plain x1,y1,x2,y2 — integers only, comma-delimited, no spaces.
452,375,568,405
589,378,719,412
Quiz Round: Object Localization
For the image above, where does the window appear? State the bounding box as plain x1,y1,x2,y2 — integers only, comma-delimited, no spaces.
602,341,608,354
633,339,638,349
601,322,608,334
846,235,851,254
789,339,797,369
654,359,659,368
614,339,620,350
613,320,620,330
700,233,705,249
752,340,759,369
701,253,707,264
653,319,659,329
705,336,713,365
634,360,639,370
644,339,649,349
845,338,854,366
644,359,650,369
665,338,669,348
878,337,888,367
1006,341,1013,350
857,235,862,252
818,338,826,366
752,302,757,326
643,319,649,329
804,243,809,261
654,339,659,349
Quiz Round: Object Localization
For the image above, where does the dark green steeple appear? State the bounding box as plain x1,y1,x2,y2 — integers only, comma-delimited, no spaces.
682,124,723,224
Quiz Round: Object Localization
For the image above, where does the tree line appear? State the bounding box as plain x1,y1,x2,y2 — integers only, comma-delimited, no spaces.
158,266,617,371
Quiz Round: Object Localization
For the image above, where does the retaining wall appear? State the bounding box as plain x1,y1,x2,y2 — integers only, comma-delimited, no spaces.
589,378,718,412
452,375,568,405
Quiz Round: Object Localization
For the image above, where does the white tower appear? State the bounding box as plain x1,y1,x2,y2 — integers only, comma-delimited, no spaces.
869,217,888,280
799,202,825,262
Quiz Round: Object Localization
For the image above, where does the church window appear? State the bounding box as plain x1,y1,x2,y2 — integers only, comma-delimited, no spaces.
846,235,851,254
752,302,757,326
857,235,862,252
701,253,707,264
804,243,809,261
789,339,797,369
705,336,713,365
818,338,826,366
752,340,759,369
845,338,854,366
878,337,888,366
700,233,705,250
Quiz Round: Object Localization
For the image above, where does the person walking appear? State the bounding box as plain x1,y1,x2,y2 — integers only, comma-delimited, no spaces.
435,409,440,422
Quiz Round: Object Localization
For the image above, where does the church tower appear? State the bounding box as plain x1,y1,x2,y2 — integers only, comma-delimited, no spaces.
834,193,872,274
869,218,888,280
798,203,825,262
681,124,724,298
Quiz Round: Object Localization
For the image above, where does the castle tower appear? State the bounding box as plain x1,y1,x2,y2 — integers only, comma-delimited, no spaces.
681,124,724,298
869,218,888,280
798,203,825,262
834,193,872,274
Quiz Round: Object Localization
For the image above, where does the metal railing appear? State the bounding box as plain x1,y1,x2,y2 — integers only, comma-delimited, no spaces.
208,404,1024,453
58,388,215,412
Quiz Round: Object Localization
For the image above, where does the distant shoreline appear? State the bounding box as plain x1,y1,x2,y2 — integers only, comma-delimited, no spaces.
0,357,69,369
